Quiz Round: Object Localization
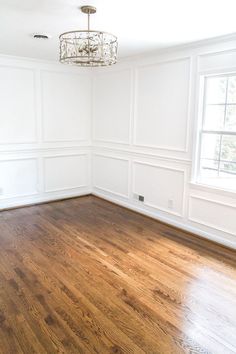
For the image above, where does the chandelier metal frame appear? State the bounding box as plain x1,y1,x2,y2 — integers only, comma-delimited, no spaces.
59,5,118,67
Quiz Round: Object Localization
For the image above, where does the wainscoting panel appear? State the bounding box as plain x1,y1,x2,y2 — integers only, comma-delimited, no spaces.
44,153,89,192
134,58,190,151
41,71,91,143
0,56,92,209
189,195,236,236
0,66,37,144
93,69,132,144
133,161,185,216
0,158,38,198
93,154,129,198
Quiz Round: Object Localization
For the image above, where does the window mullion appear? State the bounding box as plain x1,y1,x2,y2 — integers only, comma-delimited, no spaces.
218,78,229,176
218,134,223,177
223,78,229,129
201,130,236,135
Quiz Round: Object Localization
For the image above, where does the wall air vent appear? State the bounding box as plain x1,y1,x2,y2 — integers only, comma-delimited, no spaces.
133,193,145,202
33,34,50,39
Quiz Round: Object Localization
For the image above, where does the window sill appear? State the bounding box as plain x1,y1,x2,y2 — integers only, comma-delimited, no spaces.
189,182,236,198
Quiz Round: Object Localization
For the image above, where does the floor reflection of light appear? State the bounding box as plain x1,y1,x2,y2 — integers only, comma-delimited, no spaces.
182,266,236,354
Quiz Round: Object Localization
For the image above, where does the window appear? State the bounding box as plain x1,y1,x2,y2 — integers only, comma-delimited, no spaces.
197,73,236,191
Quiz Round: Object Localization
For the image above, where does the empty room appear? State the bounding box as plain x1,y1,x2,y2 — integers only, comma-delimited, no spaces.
0,0,236,353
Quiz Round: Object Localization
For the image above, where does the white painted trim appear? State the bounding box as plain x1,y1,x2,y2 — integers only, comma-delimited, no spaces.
192,69,236,190
117,33,236,64
42,151,90,159
132,160,186,217
198,47,236,63
189,182,236,198
93,152,130,163
133,56,191,153
0,157,39,199
0,65,38,145
92,153,130,199
45,185,89,194
40,69,90,77
188,195,236,236
189,194,236,212
0,145,91,156
0,54,91,74
184,55,194,154
92,190,236,250
131,143,188,153
0,189,92,211
40,69,90,144
92,67,132,77
43,153,90,193
129,67,135,146
93,186,129,200
92,145,191,164
198,66,236,76
135,55,192,70
191,64,203,182
92,68,133,146
92,139,130,146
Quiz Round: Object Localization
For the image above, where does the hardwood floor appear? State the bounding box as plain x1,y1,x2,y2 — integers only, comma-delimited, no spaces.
0,196,235,354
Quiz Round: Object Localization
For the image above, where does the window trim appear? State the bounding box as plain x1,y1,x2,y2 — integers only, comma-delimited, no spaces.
193,71,236,193
189,181,236,198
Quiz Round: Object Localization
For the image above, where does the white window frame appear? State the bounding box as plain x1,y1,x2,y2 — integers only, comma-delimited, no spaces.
193,71,236,194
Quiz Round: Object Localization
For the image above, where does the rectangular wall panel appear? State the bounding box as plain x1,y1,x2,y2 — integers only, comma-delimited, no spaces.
93,154,129,197
44,154,89,192
93,69,132,144
0,66,36,144
0,59,91,209
189,196,236,235
135,58,190,151
42,71,91,142
133,161,185,216
0,159,38,198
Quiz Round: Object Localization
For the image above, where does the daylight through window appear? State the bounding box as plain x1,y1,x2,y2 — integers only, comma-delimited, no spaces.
197,74,236,191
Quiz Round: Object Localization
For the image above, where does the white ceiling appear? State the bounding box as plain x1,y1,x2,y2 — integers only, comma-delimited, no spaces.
1,0,236,61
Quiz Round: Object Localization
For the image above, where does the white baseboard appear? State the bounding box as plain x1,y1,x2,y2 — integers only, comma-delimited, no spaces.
92,190,236,251
1,188,235,250
0,188,92,211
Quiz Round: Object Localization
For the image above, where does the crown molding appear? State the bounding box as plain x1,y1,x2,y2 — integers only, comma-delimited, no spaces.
118,32,236,63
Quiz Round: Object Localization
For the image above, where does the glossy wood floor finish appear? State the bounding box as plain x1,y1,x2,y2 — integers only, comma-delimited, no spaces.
0,196,236,354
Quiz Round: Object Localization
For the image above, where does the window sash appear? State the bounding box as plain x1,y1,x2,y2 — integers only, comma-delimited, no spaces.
201,130,236,136
197,74,236,185
200,159,236,176
199,130,236,176
201,158,236,164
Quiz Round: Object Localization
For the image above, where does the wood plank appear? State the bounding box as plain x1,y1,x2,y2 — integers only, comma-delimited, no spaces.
0,195,235,353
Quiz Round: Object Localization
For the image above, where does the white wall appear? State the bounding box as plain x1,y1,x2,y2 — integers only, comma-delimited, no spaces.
1,35,236,250
0,55,92,209
92,35,236,250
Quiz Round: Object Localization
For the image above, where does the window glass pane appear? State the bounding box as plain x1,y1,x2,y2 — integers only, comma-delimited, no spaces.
204,105,225,130
198,74,236,190
200,159,218,178
205,77,227,104
219,161,236,176
227,76,236,103
220,135,236,162
225,105,236,131
201,133,220,160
